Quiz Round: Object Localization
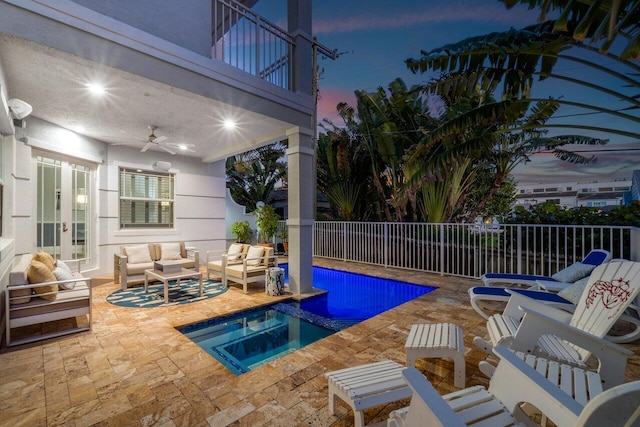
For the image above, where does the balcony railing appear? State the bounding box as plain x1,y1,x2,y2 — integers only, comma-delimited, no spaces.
213,0,294,90
286,221,639,279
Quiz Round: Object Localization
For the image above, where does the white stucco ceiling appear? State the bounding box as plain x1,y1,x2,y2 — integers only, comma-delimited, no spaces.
0,33,293,161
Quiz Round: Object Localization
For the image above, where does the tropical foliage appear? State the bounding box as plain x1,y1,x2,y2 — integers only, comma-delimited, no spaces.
231,221,252,243
226,141,287,212
254,203,280,242
502,0,640,59
317,75,603,223
507,200,640,226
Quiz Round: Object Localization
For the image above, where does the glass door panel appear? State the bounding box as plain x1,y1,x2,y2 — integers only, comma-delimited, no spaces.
36,155,92,261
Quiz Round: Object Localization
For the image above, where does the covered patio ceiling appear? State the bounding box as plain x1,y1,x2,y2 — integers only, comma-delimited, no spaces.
0,33,293,162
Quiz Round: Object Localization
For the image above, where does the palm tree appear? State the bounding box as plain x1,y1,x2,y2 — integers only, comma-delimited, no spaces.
406,20,640,140
502,0,640,59
226,141,287,212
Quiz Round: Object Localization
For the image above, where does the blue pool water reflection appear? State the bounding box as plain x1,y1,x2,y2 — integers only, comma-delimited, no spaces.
179,266,435,375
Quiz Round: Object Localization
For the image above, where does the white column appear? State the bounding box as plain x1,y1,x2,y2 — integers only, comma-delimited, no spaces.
286,126,314,294
288,0,313,96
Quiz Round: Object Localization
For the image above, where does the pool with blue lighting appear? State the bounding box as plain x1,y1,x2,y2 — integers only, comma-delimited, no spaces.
178,266,435,375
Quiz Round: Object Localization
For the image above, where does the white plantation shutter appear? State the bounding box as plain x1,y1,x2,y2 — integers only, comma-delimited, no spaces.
119,168,174,229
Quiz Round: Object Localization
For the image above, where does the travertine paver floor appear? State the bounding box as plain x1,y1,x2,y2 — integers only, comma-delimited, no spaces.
1,258,639,426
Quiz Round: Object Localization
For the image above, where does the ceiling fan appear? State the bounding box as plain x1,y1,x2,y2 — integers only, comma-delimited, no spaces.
111,126,195,155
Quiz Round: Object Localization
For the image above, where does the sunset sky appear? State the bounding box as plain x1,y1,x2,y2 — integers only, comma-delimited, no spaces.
256,0,639,185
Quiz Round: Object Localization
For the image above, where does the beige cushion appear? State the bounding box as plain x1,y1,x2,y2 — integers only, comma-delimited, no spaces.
54,266,75,290
9,254,32,287
160,243,182,261
227,243,244,262
226,264,268,279
9,288,32,305
32,251,55,271
27,260,58,301
245,246,264,266
125,244,152,264
261,247,275,266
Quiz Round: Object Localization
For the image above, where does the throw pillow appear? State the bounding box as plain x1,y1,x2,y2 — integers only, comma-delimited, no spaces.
160,243,182,261
54,266,76,290
245,246,264,266
125,244,152,264
56,259,73,274
558,276,590,304
227,243,244,262
551,262,596,283
32,251,55,271
27,260,58,301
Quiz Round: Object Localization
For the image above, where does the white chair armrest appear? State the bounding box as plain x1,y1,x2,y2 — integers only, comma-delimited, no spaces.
490,346,583,427
503,290,573,323
512,306,632,388
395,368,465,427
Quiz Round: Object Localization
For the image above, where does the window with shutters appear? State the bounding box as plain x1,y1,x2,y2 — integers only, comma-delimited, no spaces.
119,168,174,229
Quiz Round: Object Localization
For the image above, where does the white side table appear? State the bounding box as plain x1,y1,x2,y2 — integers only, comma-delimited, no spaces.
405,323,466,388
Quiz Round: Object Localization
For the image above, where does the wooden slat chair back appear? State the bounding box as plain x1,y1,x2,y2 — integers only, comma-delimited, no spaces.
567,261,640,362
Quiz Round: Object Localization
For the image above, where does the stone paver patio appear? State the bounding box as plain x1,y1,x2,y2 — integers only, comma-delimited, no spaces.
1,258,639,426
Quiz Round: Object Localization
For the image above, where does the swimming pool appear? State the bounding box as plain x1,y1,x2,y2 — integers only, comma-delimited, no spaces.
179,266,435,375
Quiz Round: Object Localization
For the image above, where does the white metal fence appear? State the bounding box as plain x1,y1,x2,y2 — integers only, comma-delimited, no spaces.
212,0,294,89
278,221,639,279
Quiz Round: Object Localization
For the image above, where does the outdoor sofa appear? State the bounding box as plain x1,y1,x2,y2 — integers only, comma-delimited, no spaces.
113,242,199,289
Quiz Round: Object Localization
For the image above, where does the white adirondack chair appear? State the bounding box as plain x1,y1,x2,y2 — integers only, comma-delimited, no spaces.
474,261,640,389
387,346,640,427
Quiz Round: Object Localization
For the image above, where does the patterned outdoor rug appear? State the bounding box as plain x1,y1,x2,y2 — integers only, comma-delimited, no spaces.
107,279,228,308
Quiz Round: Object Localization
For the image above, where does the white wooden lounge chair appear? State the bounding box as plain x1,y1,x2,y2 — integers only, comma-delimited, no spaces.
468,279,640,343
387,346,640,427
481,249,611,287
473,261,640,389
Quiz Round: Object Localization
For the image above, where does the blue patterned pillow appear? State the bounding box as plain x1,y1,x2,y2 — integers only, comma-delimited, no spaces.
551,262,595,283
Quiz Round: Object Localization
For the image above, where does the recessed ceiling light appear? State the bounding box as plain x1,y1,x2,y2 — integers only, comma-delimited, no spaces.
87,83,106,95
223,119,236,130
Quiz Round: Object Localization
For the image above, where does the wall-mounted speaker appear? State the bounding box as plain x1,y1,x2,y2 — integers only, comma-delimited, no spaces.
153,161,171,172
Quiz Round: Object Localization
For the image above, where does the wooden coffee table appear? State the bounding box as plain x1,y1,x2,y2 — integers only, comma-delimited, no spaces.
144,268,203,304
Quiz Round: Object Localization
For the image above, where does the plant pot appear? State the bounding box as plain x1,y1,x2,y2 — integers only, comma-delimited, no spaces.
257,242,274,248
282,242,289,254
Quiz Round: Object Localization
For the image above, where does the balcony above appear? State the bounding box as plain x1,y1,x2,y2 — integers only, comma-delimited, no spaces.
0,0,322,161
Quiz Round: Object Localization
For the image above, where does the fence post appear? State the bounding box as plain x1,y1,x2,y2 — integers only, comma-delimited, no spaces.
384,223,389,267
343,222,347,262
516,225,523,274
630,227,640,262
439,223,445,276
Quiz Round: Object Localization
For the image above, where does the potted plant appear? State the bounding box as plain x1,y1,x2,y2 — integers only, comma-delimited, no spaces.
277,227,288,254
255,203,280,246
231,220,252,243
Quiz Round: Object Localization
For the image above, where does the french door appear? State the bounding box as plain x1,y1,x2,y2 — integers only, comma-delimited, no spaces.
35,154,93,261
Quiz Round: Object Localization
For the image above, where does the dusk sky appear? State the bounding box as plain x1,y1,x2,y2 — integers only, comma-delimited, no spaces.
256,0,639,185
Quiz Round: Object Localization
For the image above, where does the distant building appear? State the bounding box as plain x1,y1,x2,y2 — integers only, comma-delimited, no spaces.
628,170,640,204
515,178,632,209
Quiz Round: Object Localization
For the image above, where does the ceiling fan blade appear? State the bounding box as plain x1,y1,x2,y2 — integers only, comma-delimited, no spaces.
154,135,168,143
141,142,154,152
159,145,176,155
110,142,145,146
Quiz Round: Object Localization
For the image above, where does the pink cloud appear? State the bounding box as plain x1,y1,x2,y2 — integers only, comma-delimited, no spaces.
316,88,357,125
314,3,534,34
